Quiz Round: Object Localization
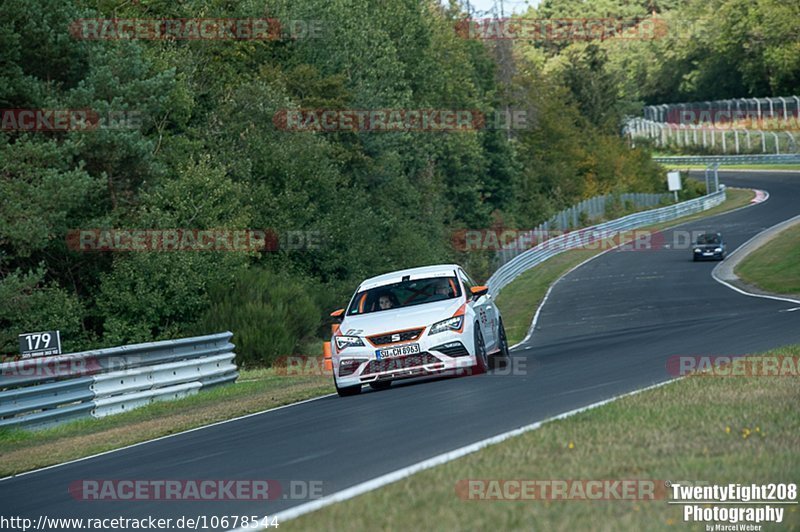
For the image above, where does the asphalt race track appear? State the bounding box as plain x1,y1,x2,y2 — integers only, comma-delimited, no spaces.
1,171,799,529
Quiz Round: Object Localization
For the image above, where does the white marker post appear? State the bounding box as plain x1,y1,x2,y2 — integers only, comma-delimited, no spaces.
667,170,682,202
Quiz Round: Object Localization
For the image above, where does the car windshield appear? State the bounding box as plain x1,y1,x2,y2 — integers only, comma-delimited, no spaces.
347,276,462,315
696,233,720,244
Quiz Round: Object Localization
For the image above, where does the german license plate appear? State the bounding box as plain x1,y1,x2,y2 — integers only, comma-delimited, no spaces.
376,343,420,360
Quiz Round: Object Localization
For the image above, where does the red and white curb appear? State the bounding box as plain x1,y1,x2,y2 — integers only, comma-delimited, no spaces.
751,189,768,204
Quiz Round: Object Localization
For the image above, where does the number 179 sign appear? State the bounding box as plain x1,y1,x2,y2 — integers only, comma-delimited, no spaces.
18,330,62,358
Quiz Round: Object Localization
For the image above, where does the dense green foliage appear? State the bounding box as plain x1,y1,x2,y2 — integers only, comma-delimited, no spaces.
194,268,320,368
531,0,800,105
2,0,695,362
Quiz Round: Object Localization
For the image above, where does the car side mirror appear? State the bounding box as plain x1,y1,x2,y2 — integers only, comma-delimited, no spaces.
330,308,345,322
469,285,489,299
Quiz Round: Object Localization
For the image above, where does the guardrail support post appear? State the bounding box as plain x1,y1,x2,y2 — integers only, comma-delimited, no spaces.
786,131,797,153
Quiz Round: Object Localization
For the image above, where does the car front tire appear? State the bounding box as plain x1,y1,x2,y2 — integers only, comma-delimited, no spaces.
490,318,510,370
472,326,488,375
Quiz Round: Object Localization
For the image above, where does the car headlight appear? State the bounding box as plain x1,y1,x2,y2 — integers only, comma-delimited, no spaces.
335,336,364,350
429,316,463,335
714,247,722,253
694,248,702,253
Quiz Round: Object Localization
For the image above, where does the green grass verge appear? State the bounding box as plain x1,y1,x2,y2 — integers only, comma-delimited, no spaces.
496,188,755,345
289,346,800,530
0,367,334,477
736,223,800,297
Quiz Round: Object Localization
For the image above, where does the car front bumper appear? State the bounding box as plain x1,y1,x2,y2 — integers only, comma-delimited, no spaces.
333,330,477,387
694,251,724,260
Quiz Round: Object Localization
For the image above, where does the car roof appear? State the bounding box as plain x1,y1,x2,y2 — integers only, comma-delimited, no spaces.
358,264,462,291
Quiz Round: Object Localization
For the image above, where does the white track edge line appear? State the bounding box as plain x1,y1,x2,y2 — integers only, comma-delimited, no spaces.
711,275,800,305
0,393,336,483
710,206,800,306
240,378,680,529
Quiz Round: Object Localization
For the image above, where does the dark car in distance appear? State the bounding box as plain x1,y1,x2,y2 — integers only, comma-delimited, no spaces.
693,232,725,261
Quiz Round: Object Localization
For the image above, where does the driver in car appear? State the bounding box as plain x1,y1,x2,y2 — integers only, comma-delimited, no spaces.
433,278,453,298
378,293,395,310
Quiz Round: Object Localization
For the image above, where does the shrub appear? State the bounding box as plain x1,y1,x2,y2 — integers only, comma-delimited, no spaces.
194,268,320,368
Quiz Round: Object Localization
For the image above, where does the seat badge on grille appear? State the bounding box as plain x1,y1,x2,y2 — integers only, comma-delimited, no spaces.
391,334,400,342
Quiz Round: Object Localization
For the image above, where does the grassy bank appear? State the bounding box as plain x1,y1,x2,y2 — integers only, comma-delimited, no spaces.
496,188,756,345
289,346,800,530
736,223,800,297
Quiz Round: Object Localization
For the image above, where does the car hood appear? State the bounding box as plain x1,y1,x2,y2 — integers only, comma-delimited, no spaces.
339,298,465,337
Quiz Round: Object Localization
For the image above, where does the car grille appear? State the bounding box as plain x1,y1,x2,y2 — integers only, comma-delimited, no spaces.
368,328,424,346
363,352,439,375
432,341,470,357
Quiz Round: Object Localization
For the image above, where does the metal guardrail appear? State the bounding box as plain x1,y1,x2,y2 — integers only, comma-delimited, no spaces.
487,189,726,297
0,332,237,429
625,118,797,155
544,192,669,231
495,192,670,268
653,154,800,165
643,96,800,124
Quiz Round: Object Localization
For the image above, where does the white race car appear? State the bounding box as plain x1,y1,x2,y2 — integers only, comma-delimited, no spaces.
330,264,509,396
